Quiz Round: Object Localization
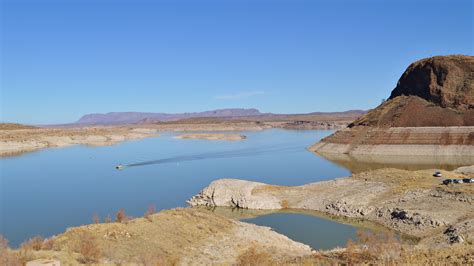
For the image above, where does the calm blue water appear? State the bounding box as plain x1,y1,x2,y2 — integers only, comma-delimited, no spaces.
243,212,358,250
1,129,351,247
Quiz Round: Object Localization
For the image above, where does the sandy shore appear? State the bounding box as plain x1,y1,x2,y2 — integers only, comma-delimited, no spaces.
0,122,266,157
0,127,160,157
175,133,247,141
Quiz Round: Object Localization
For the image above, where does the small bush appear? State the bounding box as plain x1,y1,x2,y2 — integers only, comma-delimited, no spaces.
0,235,21,266
144,205,156,221
93,213,100,224
281,199,289,209
42,238,55,250
77,232,102,263
105,214,112,223
237,245,275,266
22,236,44,251
343,230,401,264
116,209,129,223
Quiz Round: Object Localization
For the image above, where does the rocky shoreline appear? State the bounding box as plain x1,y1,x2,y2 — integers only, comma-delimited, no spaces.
188,167,474,248
3,167,474,265
310,126,474,157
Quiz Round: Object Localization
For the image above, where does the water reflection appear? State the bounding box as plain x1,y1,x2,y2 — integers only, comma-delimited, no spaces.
199,207,418,250
313,152,474,173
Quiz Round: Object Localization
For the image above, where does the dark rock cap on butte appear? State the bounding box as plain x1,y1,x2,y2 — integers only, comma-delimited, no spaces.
389,55,474,110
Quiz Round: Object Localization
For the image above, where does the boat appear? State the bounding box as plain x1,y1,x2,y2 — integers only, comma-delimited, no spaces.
116,164,125,170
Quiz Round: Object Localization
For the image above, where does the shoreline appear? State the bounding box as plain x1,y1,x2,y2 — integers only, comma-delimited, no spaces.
310,126,474,156
188,167,474,248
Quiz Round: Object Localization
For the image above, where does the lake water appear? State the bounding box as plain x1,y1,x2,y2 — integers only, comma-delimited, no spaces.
0,129,461,249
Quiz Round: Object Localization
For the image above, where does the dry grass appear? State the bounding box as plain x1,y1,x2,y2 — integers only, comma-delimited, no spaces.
136,252,167,266
237,245,276,266
0,235,22,266
116,209,129,223
340,230,402,264
92,213,100,224
144,205,157,221
105,214,112,223
75,232,102,263
41,238,55,250
21,236,45,251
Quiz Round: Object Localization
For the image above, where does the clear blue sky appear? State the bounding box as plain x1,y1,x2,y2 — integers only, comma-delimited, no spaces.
1,0,472,124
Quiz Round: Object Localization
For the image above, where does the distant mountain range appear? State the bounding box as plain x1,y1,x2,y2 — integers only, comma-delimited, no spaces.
75,108,366,125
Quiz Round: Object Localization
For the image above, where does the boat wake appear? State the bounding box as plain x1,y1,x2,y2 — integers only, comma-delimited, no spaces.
118,143,304,169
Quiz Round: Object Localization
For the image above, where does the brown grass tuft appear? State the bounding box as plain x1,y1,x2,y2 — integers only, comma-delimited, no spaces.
22,236,44,251
41,238,55,250
237,245,275,266
116,209,129,223
343,230,401,264
144,205,157,222
93,213,100,224
76,232,102,264
0,235,22,266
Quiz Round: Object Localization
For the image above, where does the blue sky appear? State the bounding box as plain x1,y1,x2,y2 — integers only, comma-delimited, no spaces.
1,0,472,124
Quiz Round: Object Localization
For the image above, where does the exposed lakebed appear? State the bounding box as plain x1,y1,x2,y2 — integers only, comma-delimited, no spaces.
0,129,467,248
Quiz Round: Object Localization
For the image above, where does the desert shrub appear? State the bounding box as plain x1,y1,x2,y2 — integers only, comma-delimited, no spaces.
144,205,156,221
281,200,289,209
93,213,100,224
105,214,112,223
76,232,102,263
116,209,129,223
41,237,55,250
22,236,44,251
0,235,21,266
343,230,401,264
237,245,275,266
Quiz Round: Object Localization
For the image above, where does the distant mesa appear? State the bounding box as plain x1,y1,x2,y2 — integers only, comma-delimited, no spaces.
76,108,263,125
311,55,474,157
74,108,367,126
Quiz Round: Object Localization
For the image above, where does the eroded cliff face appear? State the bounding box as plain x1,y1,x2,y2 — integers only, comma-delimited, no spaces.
351,55,474,128
313,55,474,156
389,55,473,110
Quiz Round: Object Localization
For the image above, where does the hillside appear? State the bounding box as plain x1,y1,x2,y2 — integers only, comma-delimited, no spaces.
76,108,262,125
75,109,366,125
0,123,37,130
350,55,474,128
311,55,474,157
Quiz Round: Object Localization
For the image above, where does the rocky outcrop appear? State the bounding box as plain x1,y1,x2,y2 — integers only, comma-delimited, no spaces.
351,55,473,128
188,179,283,209
189,168,474,246
389,55,473,110
312,55,474,157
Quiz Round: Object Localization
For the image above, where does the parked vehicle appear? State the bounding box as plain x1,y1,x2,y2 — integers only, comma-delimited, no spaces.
463,178,472,183
453,179,463,184
433,171,442,177
443,179,453,185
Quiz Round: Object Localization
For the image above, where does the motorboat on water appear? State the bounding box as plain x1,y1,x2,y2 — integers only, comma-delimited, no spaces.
116,164,125,170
